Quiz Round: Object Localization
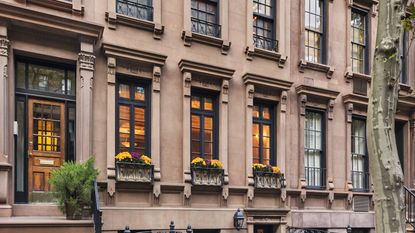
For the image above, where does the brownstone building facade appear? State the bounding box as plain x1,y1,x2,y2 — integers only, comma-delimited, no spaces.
0,0,414,232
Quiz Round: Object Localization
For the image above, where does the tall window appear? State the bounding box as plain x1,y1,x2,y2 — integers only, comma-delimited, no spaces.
253,0,276,51
191,93,217,160
401,30,408,84
116,80,149,155
252,102,275,165
191,0,220,37
116,0,153,21
351,10,368,74
352,118,369,191
305,0,325,63
304,111,325,188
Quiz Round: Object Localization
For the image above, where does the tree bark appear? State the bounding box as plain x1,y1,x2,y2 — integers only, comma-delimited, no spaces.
367,0,407,232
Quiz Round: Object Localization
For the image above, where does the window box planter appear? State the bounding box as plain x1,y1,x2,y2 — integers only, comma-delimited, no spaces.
191,167,224,186
253,171,285,189
115,162,154,183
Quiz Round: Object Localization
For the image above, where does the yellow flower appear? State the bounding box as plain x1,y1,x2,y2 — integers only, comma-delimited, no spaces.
115,152,133,162
191,157,206,167
252,163,265,171
272,166,281,174
140,155,152,165
210,159,223,169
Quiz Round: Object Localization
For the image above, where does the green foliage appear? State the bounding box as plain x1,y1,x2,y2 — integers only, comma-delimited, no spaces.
49,157,99,218
402,4,415,31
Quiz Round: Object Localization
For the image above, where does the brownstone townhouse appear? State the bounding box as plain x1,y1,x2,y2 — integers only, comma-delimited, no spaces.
0,0,414,233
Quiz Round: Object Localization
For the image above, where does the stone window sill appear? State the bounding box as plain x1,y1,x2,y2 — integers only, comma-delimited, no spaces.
23,0,83,15
298,59,335,79
181,30,231,55
245,46,287,68
105,12,164,39
344,70,372,83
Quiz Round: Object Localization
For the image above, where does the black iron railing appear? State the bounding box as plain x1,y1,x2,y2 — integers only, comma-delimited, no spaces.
116,0,153,21
405,186,415,228
92,180,102,233
122,221,193,233
191,17,221,38
305,167,326,189
351,171,370,192
287,228,334,233
253,34,278,52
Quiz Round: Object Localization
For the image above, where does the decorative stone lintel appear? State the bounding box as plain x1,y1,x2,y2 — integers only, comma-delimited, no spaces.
346,103,354,123
181,30,231,55
344,68,372,83
242,73,293,92
178,59,235,81
245,46,288,68
295,84,340,104
105,12,164,39
299,60,335,79
78,52,95,71
0,38,9,57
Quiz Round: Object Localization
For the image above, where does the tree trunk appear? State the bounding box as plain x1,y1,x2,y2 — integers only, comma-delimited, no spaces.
367,0,407,232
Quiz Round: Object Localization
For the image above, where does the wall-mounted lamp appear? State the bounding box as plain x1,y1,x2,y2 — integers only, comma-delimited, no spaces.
233,208,245,231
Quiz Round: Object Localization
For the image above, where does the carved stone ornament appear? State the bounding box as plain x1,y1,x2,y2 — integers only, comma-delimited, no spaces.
153,23,164,40
328,191,334,204
221,80,229,103
327,99,335,120
281,188,287,202
248,187,254,201
347,192,353,206
184,184,192,199
153,66,161,92
191,167,224,186
245,46,255,61
247,84,255,107
107,57,116,75
153,183,161,198
115,162,154,183
299,94,307,116
278,55,288,68
3,64,7,79
280,91,288,112
79,52,95,71
222,186,229,200
253,172,284,189
181,30,192,47
221,40,231,55
300,189,307,203
107,179,116,197
0,38,10,57
346,103,354,123
183,72,192,97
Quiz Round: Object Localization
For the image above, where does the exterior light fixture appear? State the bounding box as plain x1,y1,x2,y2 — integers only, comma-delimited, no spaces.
233,208,244,231
346,225,352,233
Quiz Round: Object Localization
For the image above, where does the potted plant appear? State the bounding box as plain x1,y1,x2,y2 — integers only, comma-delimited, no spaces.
252,163,284,189
191,157,224,186
49,157,99,220
115,152,154,183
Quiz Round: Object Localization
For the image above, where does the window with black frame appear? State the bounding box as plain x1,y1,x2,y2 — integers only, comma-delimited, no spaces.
351,9,368,74
304,0,325,63
116,80,149,156
116,0,153,21
191,0,221,37
252,102,275,165
304,110,325,188
352,118,369,191
252,0,277,51
191,93,217,160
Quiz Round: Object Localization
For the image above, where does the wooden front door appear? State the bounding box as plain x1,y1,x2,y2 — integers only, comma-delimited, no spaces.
28,99,65,193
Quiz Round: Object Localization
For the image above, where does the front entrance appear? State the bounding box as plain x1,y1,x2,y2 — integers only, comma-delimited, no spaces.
14,57,76,203
28,99,65,195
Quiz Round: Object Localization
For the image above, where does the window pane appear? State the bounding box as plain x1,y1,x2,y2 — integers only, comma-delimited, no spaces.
192,96,201,109
204,129,213,142
263,125,270,137
16,62,26,89
67,71,75,95
253,147,260,163
192,141,200,153
204,117,212,130
28,64,66,94
253,105,260,118
134,86,145,101
263,148,270,165
262,107,270,119
192,115,201,129
253,124,260,147
119,84,130,98
192,127,200,140
119,105,130,149
204,97,213,110
204,142,212,155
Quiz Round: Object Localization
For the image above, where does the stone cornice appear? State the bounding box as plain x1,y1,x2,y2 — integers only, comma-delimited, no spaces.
178,59,235,80
244,208,290,217
298,59,335,79
103,43,167,66
342,94,369,107
295,84,340,100
242,73,293,91
0,1,103,40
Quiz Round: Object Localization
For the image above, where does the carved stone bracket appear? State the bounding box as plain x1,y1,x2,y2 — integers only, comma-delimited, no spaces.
153,23,164,40
248,187,254,201
183,72,192,97
79,52,95,71
153,66,161,92
280,91,288,112
221,40,231,55
107,57,116,84
184,183,191,199
181,30,192,47
346,103,354,123
328,191,334,205
0,38,9,57
247,84,255,107
107,179,116,197
327,99,335,120
347,192,353,206
281,188,287,202
300,189,307,203
181,30,231,55
299,94,307,116
344,68,353,83
221,80,229,103
222,186,229,200
299,177,307,189
327,178,335,190
346,180,353,191
153,183,161,202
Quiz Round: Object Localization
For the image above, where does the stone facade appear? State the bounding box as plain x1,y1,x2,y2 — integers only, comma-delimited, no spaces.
0,0,414,233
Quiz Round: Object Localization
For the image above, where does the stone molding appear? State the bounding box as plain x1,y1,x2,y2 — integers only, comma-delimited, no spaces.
344,68,372,83
178,59,235,80
78,52,95,72
245,46,288,68
21,0,84,15
181,30,231,55
298,60,335,79
103,43,167,67
295,84,340,104
0,1,103,40
106,13,164,39
242,73,293,93
346,0,379,16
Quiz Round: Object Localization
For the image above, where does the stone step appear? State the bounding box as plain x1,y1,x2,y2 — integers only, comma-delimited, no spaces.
0,216,93,233
13,203,63,216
